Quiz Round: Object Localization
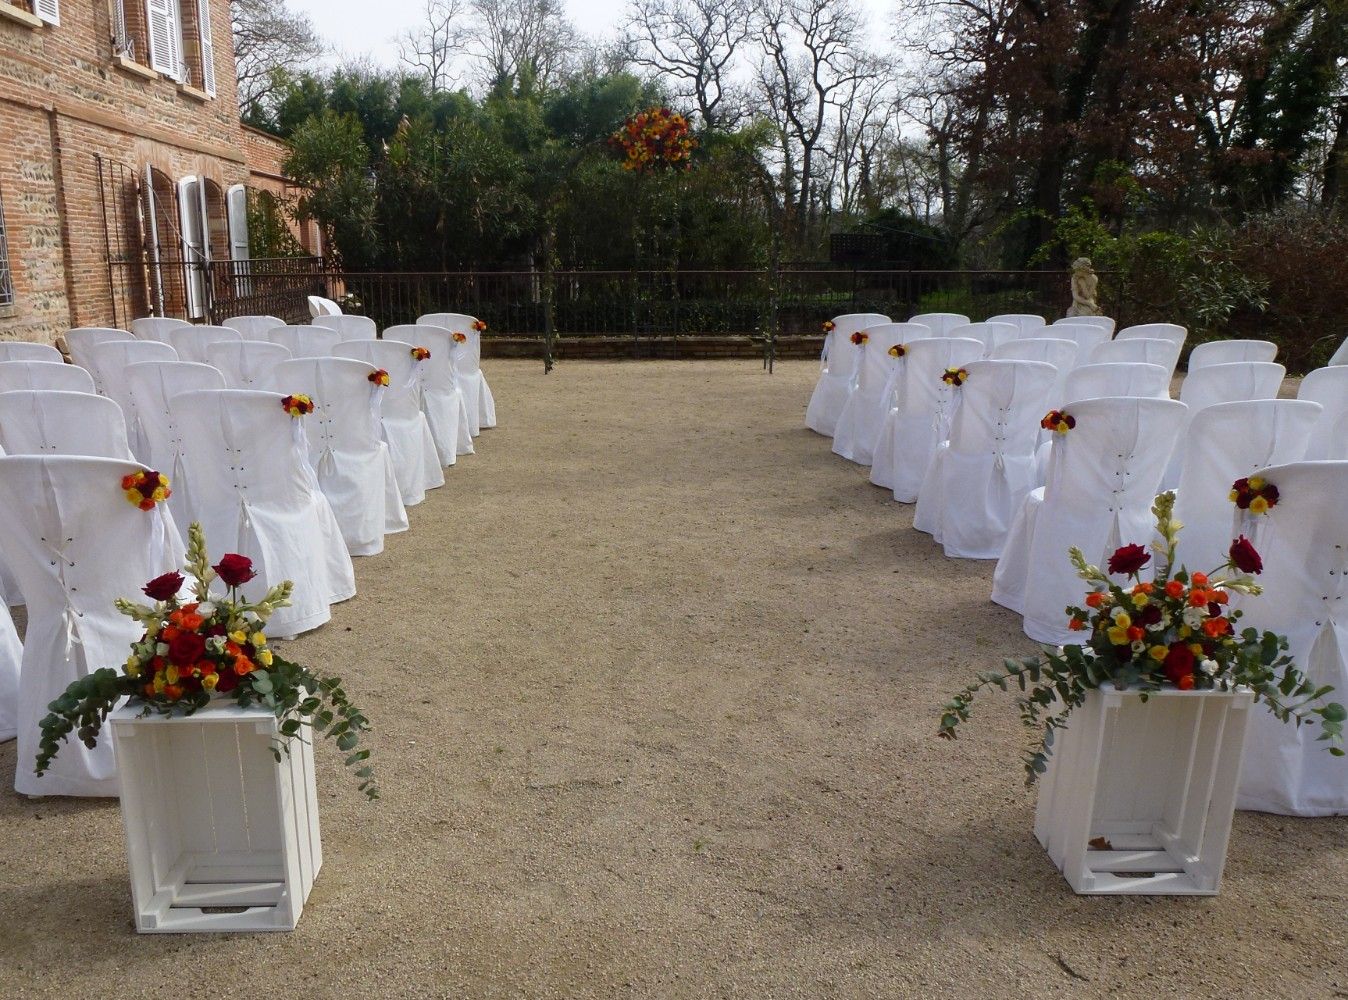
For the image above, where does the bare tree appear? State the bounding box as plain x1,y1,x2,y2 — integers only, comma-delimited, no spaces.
232,0,324,119
398,0,469,93
623,0,754,128
469,0,579,90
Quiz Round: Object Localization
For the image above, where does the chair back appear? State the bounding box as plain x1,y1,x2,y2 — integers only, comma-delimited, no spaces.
0,342,62,363
1187,339,1277,371
386,325,458,389
990,337,1077,402
1117,322,1187,347
221,315,285,340
1297,365,1348,460
950,322,1017,355
0,390,133,459
1064,362,1170,403
947,360,1056,458
1178,362,1285,412
308,295,342,317
1047,322,1112,367
909,312,971,338
0,360,95,394
130,317,191,343
269,357,384,458
333,340,423,418
65,327,133,372
268,325,343,359
313,315,377,340
854,323,928,395
1053,315,1116,336
895,337,986,421
167,324,240,365
1090,337,1182,376
207,339,292,388
985,314,1046,339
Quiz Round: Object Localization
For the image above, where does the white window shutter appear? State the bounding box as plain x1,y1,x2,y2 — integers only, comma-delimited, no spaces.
226,185,250,261
197,0,216,96
145,0,181,78
112,0,130,55
33,0,59,25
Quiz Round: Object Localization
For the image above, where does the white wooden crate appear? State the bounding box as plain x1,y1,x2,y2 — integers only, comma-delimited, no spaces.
1033,687,1252,895
109,701,322,932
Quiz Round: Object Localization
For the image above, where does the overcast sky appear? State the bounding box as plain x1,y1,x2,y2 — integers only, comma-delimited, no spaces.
285,0,892,72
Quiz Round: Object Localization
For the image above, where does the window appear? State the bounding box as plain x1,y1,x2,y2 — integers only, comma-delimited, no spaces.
0,185,14,308
112,0,214,94
1,0,58,26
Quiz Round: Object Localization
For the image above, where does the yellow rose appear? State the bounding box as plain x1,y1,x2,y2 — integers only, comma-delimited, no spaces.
250,632,266,647
125,656,141,678
1248,476,1265,491
1110,609,1132,629
1148,646,1168,662
1179,624,1192,638
1249,496,1268,514
1107,625,1129,646
258,650,274,667
1131,593,1149,608
202,673,219,691
152,673,166,694
165,665,179,685
229,630,248,645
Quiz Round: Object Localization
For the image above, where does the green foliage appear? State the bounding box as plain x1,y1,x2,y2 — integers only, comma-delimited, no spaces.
245,190,306,259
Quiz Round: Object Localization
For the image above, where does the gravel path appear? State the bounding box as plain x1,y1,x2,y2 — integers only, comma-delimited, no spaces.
1,359,1346,999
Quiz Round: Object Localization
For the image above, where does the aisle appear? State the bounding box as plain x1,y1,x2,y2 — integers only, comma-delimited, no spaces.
0,360,1344,999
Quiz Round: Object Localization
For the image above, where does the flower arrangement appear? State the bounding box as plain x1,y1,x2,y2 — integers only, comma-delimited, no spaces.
1231,475,1279,514
452,332,467,344
123,470,171,511
1041,409,1075,434
938,493,1344,783
367,368,390,387
888,344,906,358
471,319,487,334
941,367,969,387
34,523,378,800
609,107,697,173
338,291,362,311
410,346,431,361
281,394,314,417
822,320,836,334
850,331,869,346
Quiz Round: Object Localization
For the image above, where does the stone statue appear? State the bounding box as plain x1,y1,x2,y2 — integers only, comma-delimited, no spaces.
1067,257,1100,317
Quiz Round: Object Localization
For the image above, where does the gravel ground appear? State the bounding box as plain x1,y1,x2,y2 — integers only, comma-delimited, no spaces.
1,359,1346,999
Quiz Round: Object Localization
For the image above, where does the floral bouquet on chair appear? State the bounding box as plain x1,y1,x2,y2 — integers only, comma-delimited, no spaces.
938,492,1345,784
34,523,378,799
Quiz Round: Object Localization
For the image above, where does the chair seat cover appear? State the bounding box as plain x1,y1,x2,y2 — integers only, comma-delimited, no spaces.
267,358,408,556
1172,399,1320,575
0,455,184,795
0,391,134,461
870,337,985,501
1235,461,1348,815
803,313,889,436
832,323,931,465
913,360,1057,559
334,341,444,506
991,396,1187,644
386,325,473,463
0,600,19,741
207,339,293,389
125,361,228,538
169,390,356,637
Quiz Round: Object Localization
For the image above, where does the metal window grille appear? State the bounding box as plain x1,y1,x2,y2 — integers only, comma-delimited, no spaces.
0,186,14,307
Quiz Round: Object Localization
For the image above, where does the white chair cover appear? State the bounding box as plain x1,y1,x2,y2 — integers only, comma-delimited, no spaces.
169,390,355,637
1045,322,1111,369
221,315,285,339
986,314,1046,339
64,327,133,375
1172,399,1320,574
870,337,985,501
167,324,240,365
0,391,134,460
0,360,95,394
84,339,179,460
308,295,342,317
0,600,19,741
1297,366,1348,460
269,325,343,359
1235,461,1348,815
417,312,497,432
909,312,971,337
1330,335,1348,366
1327,410,1348,461
386,324,473,463
0,342,62,363
207,339,292,389
990,337,1076,406
334,340,444,506
268,358,408,555
130,317,191,342
802,313,890,436
125,361,228,536
1090,337,1181,376
913,360,1057,559
313,315,377,340
832,323,929,465
1063,362,1170,402
1117,322,1187,347
0,455,183,795
1187,339,1277,370
1054,315,1116,336
991,396,1187,644
1178,361,1285,411
949,322,1016,355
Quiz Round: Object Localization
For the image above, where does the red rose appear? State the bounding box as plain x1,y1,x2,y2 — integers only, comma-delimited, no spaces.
213,554,256,588
215,670,239,693
1107,544,1151,577
167,631,206,667
1163,642,1195,687
1229,535,1262,575
1138,604,1163,626
143,571,185,602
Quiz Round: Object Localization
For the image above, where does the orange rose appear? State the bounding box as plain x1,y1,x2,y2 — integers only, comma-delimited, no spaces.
1191,572,1209,587
1164,580,1185,599
164,684,184,700
1176,673,1196,691
1085,592,1106,608
1069,617,1086,631
1127,626,1145,642
1213,590,1229,605
1202,617,1231,637
1132,582,1154,595
1189,590,1209,607
234,655,255,676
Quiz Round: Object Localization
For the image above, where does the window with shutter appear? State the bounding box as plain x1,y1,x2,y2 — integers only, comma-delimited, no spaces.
145,0,181,78
32,0,58,26
197,0,215,95
111,0,131,56
226,184,250,261
0,184,14,308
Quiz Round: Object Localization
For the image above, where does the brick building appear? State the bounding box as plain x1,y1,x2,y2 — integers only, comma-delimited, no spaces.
0,0,309,343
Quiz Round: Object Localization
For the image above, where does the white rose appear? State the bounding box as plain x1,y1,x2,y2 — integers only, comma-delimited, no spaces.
1183,606,1206,629
196,602,216,616
1131,640,1146,654
1201,659,1219,676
